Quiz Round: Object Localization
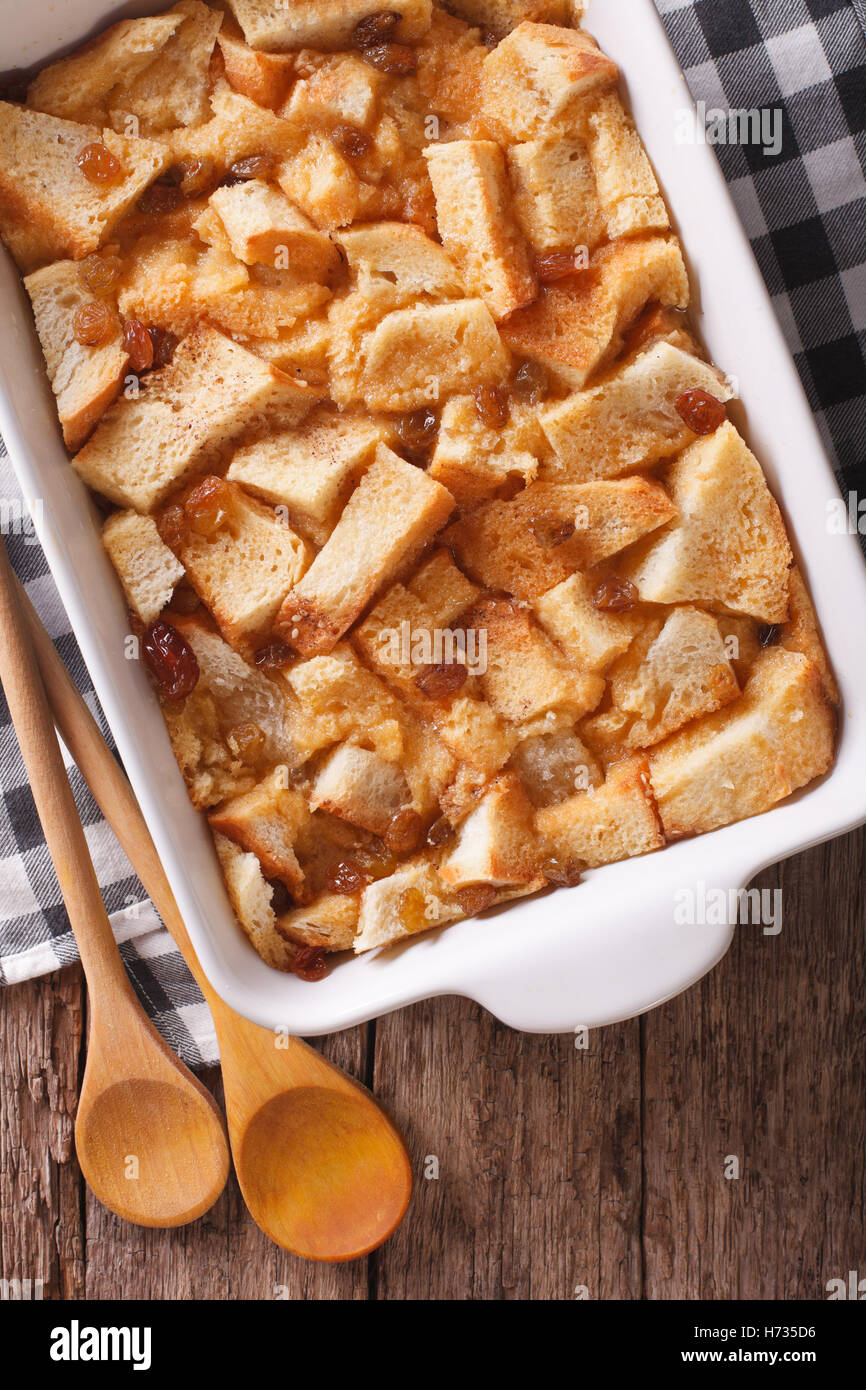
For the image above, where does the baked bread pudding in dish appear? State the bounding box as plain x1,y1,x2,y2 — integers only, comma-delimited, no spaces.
1,1,838,979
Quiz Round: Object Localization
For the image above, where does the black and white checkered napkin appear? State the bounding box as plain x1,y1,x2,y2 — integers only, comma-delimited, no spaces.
1,0,864,1069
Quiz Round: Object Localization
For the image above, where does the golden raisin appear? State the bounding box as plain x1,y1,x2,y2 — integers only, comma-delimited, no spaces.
535,251,589,283
593,576,638,612
72,301,115,347
354,11,400,46
331,124,373,160
397,886,428,934
675,388,726,435
122,318,154,373
183,476,232,536
361,43,418,75
77,142,123,184
414,661,468,700
137,181,182,215
290,946,329,982
226,153,275,183
158,504,188,552
178,157,216,198
473,385,509,429
455,885,498,915
326,860,368,895
353,842,397,881
384,807,423,855
80,252,123,296
227,722,266,762
512,358,548,404
253,641,295,671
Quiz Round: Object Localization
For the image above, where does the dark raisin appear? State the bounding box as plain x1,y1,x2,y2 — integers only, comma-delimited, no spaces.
137,181,182,215
541,858,582,888
142,620,199,700
122,318,154,373
455,885,498,915
290,946,329,982
253,641,295,671
530,516,575,548
331,124,373,160
266,877,294,914
226,153,275,183
535,251,589,283
394,407,438,460
361,42,417,75
353,11,400,47
170,580,200,615
675,388,726,435
149,327,178,368
414,661,468,700
592,577,638,613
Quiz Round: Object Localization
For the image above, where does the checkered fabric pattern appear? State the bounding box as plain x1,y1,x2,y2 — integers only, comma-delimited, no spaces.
0,1,863,1071
657,0,866,518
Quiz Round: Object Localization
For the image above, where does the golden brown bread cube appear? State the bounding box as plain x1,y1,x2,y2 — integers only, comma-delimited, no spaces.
227,410,388,545
585,90,670,238
481,21,618,142
582,607,741,755
532,571,642,673
623,421,793,624
102,511,185,625
501,235,690,388
226,0,432,51
648,648,835,838
537,755,664,867
73,325,323,513
428,395,542,505
439,773,541,888
281,53,383,131
209,769,310,891
424,139,538,320
309,744,412,836
780,566,839,704
276,893,359,952
171,482,313,653
276,444,455,655
24,261,129,451
216,30,296,109
539,341,734,480
163,616,301,810
336,221,463,305
506,136,605,254
208,180,342,275
26,12,183,125
214,832,299,971
0,102,171,273
354,858,463,953
446,477,677,600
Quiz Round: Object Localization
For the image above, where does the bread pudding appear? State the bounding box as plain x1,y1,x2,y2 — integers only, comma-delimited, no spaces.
0,1,838,980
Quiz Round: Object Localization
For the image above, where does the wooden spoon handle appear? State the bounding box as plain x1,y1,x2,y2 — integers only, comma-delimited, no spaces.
0,544,131,998
15,583,214,1000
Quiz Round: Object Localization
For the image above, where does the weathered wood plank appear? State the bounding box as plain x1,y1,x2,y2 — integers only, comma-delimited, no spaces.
0,966,85,1300
371,996,643,1300
83,1026,371,1299
641,827,866,1300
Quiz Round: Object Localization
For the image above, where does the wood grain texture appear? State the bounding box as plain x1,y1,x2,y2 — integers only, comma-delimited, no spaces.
1,827,864,1300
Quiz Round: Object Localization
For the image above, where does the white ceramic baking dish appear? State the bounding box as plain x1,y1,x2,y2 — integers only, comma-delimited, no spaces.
1,0,865,1037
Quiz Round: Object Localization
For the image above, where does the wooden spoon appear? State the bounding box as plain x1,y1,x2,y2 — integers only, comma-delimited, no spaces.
0,544,230,1227
19,586,412,1261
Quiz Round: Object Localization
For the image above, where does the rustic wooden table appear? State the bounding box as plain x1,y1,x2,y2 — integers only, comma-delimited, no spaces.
2,826,863,1301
